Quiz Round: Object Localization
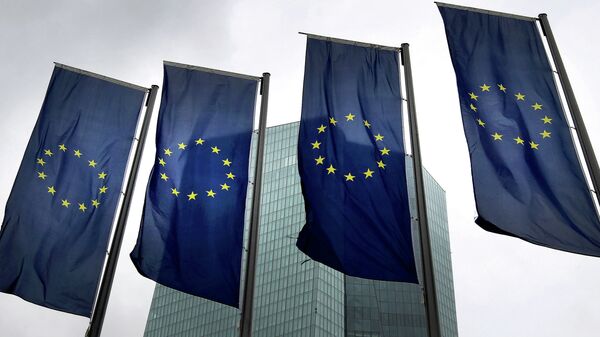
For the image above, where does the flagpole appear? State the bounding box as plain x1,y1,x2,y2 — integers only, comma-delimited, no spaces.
240,73,270,337
86,84,159,337
401,43,441,337
538,14,600,201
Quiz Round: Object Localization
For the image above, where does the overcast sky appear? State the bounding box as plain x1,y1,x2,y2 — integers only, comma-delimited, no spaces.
1,0,599,336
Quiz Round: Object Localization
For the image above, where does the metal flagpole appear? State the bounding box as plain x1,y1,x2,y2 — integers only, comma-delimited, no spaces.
240,73,270,337
538,14,600,199
401,43,441,337
86,84,159,337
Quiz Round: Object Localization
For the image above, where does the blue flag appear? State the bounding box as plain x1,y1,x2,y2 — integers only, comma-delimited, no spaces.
296,38,418,283
0,65,146,316
130,62,258,307
438,5,600,255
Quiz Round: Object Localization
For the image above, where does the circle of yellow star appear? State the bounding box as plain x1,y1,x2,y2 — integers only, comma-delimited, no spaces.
37,171,47,180
61,199,70,208
515,93,525,101
222,158,232,167
541,116,552,124
160,173,169,181
491,132,503,141
98,171,107,179
91,199,100,208
88,160,97,168
226,172,236,180
37,158,46,166
311,141,321,149
531,103,543,111
326,164,336,175
514,137,525,145
171,188,180,197
469,92,478,100
220,183,231,191
99,186,108,194
187,191,197,200
317,124,327,133
380,147,390,156
158,158,166,167
344,173,355,181
164,148,173,156
480,84,491,92
47,186,56,195
178,142,187,150
470,104,477,112
497,84,507,92
74,149,82,158
374,134,384,141
363,168,374,179
345,113,355,121
195,138,205,145
540,130,551,139
44,149,53,157
206,190,216,198
477,119,485,127
59,144,67,152
529,141,539,150
315,156,325,165
211,146,221,154
329,117,338,126
377,160,386,169
363,120,371,128
78,203,87,212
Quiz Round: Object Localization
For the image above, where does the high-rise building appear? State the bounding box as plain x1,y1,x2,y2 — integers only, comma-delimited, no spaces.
142,122,458,337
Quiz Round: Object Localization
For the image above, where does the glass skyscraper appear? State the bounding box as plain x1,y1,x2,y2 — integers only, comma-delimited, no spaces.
143,122,458,337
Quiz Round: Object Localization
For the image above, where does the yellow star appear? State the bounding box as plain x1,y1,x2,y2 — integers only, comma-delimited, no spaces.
98,171,107,179
91,199,100,208
363,120,371,128
380,147,390,156
540,130,551,139
74,149,82,158
311,141,321,149
99,186,108,194
377,160,386,169
469,92,478,100
515,92,525,101
345,113,355,121
529,141,539,150
470,104,477,112
36,158,46,166
195,138,205,145
187,191,197,200
514,136,525,145
59,144,67,152
220,183,231,191
164,148,172,156
206,190,216,198
222,158,232,167
531,103,543,111
477,119,485,127
480,84,491,92
61,199,70,208
88,160,97,168
178,142,187,150
211,146,221,154
44,149,53,157
491,132,503,141
78,203,87,212
158,158,166,167
171,188,180,197
541,115,552,124
374,134,384,141
497,84,507,92
326,164,336,175
329,117,338,126
363,168,374,179
47,186,56,195
315,156,325,165
226,172,236,180
160,173,169,181
317,124,327,133
344,173,355,181
37,171,47,180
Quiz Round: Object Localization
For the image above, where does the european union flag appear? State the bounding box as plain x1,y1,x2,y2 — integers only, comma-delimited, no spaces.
296,37,418,283
438,4,600,255
0,64,146,316
130,62,258,307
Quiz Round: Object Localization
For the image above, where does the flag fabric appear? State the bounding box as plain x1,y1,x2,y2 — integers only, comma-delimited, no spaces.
130,62,258,307
438,5,600,256
0,65,146,316
296,37,418,283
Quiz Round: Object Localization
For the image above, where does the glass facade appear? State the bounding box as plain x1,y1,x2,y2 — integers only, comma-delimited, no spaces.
143,122,457,337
